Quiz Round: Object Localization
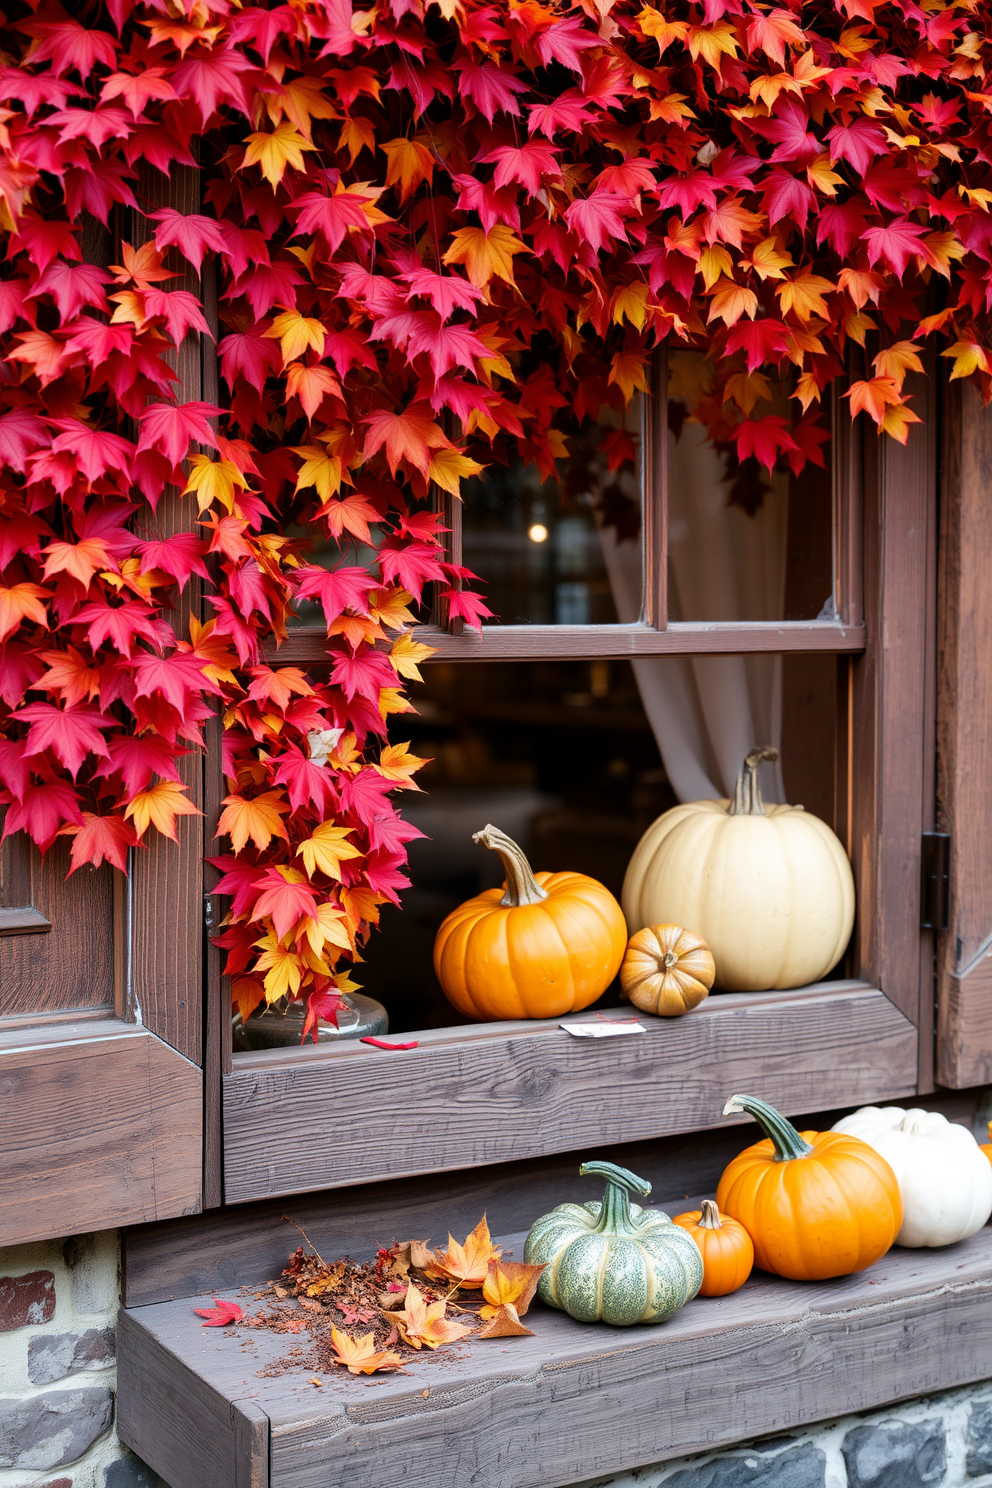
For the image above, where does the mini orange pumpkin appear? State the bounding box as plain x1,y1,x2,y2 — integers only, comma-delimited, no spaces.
620,924,715,1017
434,825,628,1020
982,1122,992,1171
673,1200,753,1296
716,1093,902,1281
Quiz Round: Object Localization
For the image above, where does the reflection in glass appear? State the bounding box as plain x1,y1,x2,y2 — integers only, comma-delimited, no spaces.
462,414,643,625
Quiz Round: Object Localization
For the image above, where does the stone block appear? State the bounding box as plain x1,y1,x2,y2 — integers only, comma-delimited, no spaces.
0,1272,56,1331
841,1418,946,1488
966,1397,992,1477
663,1442,827,1488
28,1329,115,1385
104,1450,168,1488
0,1386,113,1470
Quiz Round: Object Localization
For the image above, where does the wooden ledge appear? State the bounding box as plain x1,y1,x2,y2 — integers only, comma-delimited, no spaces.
118,1220,992,1488
0,1019,202,1246
223,982,917,1202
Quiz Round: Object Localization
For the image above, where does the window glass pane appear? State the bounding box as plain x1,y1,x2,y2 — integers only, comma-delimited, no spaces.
666,355,834,624
462,410,643,625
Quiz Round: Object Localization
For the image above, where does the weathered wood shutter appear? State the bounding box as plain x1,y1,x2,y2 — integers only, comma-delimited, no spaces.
936,381,992,1087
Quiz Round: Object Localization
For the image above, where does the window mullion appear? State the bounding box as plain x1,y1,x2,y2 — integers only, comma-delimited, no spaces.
642,351,668,630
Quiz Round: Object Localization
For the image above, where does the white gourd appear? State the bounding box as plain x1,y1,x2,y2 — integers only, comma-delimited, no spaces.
831,1106,992,1248
622,746,855,992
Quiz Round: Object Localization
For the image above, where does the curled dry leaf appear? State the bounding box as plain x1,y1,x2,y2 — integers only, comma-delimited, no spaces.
305,1260,347,1297
479,1260,545,1320
391,1282,473,1351
329,1327,407,1376
426,1215,502,1289
477,1304,535,1340
388,1239,434,1276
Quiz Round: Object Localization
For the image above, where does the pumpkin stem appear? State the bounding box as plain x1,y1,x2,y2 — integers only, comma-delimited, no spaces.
472,825,549,907
723,1093,814,1162
727,746,779,817
699,1199,723,1230
580,1161,652,1235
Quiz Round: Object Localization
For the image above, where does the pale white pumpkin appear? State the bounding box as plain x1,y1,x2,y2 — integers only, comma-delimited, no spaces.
831,1106,992,1248
622,746,854,991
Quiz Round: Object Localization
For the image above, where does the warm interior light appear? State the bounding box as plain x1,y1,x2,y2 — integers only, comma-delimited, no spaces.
527,523,549,543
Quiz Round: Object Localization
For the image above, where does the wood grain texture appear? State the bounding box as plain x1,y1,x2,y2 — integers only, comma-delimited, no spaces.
271,618,867,666
119,1221,992,1488
123,1085,987,1308
642,355,666,629
0,837,114,1017
850,369,937,1034
221,982,916,1204
117,1311,267,1488
936,380,992,1087
127,164,207,1065
0,1020,202,1245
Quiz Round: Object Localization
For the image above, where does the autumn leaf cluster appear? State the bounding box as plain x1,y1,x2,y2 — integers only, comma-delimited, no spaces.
2,0,992,1027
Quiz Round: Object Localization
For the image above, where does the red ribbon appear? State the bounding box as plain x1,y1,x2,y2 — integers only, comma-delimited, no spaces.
360,1036,419,1050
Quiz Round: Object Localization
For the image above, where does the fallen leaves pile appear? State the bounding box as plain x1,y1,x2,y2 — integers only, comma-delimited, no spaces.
207,1216,545,1377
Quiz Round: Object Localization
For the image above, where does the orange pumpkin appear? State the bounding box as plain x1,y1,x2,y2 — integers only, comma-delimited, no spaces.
434,825,627,1020
621,924,715,1017
982,1122,992,1172
716,1093,902,1281
673,1200,753,1296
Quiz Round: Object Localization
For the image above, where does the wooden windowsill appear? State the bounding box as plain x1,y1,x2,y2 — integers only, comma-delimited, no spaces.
222,982,918,1203
118,1219,992,1488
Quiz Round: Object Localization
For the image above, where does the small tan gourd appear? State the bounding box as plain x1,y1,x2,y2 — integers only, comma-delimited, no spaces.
620,924,715,1016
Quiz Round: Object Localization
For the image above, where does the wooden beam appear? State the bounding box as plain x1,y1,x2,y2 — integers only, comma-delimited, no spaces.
118,1220,992,1488
937,380,992,1087
270,618,867,666
221,982,916,1204
850,369,937,1044
0,1019,202,1246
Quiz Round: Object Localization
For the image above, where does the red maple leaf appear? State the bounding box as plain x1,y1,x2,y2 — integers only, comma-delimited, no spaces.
302,985,347,1043
733,415,800,472
15,702,113,779
136,401,222,466
63,813,138,873
194,1299,243,1327
249,866,319,940
149,208,227,272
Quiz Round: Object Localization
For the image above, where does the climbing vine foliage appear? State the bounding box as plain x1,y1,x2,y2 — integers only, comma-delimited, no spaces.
0,0,990,1033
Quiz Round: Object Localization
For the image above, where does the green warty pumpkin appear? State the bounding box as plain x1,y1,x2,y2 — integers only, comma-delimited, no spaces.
523,1160,703,1325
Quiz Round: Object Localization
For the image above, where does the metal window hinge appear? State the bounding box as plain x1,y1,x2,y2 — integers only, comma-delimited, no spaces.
203,894,216,936
921,832,950,931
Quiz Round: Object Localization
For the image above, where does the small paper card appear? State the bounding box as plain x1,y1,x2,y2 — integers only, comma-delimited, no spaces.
560,1020,645,1038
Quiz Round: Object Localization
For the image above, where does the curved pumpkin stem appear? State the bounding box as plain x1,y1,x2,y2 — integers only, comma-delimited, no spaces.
472,825,548,907
723,1093,814,1162
580,1160,652,1235
727,746,779,817
699,1199,723,1230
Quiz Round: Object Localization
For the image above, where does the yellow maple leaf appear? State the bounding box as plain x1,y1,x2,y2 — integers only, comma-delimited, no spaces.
776,268,835,323
374,742,427,789
942,341,991,380
390,633,437,682
479,1260,545,1320
338,116,376,166
241,122,316,189
686,20,738,72
391,1283,473,1351
428,446,485,496
806,153,844,197
707,282,757,327
611,282,651,330
329,1328,406,1376
608,350,648,403
125,781,201,842
293,445,344,503
724,370,773,416
183,456,246,516
742,236,794,282
879,401,923,444
378,687,414,719
381,136,435,202
919,230,966,280
265,310,326,366
442,224,528,289
369,586,418,631
186,617,240,686
264,75,340,141
252,932,303,1002
427,1215,503,1289
843,310,877,347
637,7,688,57
302,902,355,959
648,92,696,124
698,244,733,292
837,266,885,309
217,791,290,853
296,821,363,881
872,340,925,386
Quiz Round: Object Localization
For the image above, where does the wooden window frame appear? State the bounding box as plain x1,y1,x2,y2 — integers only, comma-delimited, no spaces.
214,363,939,1207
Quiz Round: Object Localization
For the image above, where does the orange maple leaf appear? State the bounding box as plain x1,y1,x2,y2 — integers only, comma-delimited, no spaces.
427,1216,502,1289
125,781,201,841
217,790,291,853
328,1328,407,1376
391,1283,473,1350
479,1260,545,1320
362,404,449,476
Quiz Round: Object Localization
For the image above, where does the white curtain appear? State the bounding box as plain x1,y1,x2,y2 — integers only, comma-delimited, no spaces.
600,421,788,804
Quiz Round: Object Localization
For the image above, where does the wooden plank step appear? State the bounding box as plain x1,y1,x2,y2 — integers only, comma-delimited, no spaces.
118,1217,992,1488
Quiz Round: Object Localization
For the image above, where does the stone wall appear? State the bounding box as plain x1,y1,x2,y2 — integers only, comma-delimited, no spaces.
0,1233,162,1488
579,1384,992,1488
